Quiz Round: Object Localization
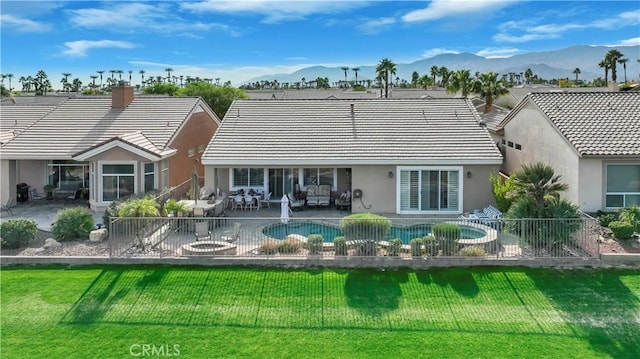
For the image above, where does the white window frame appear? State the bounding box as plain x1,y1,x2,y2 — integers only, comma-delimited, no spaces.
605,163,640,209
302,168,337,191
98,160,137,203
396,166,463,214
142,162,157,193
230,167,266,190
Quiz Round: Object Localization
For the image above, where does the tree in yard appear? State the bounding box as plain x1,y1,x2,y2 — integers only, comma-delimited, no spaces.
446,69,473,98
418,74,432,90
573,68,581,82
142,82,180,96
118,197,161,250
61,72,72,93
71,78,82,92
472,71,509,113
375,58,396,98
411,71,420,87
438,66,449,87
618,57,628,83
510,162,569,210
341,66,349,88
179,81,248,119
89,75,98,88
351,67,360,85
598,60,609,86
32,70,51,95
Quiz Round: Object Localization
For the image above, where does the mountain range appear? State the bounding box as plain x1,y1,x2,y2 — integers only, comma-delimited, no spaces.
245,45,640,85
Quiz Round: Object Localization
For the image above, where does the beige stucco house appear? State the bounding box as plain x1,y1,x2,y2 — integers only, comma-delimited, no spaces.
201,98,503,215
499,91,640,213
0,86,221,211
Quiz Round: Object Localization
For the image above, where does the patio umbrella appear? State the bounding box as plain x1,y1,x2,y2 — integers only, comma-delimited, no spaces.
191,166,199,205
280,194,290,224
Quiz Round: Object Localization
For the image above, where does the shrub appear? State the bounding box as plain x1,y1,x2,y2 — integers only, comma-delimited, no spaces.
490,172,516,213
258,239,279,255
52,207,95,241
341,213,391,256
460,246,487,257
0,219,37,249
423,235,438,256
432,223,460,255
609,221,634,240
278,236,303,254
387,238,402,256
164,199,190,216
598,213,617,228
306,234,323,255
333,236,347,256
619,205,640,233
409,237,424,257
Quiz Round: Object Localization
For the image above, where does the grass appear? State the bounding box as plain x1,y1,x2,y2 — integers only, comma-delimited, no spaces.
1,266,639,358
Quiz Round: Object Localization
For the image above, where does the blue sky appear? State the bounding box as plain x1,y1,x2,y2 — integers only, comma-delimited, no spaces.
1,0,639,87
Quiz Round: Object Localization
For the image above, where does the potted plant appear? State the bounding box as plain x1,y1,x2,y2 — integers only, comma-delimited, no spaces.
43,184,56,200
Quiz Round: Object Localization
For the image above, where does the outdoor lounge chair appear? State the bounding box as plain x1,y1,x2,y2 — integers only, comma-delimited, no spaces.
335,190,351,210
288,193,305,211
305,185,319,207
1,197,15,216
260,192,272,208
220,222,241,243
317,185,331,207
194,221,212,241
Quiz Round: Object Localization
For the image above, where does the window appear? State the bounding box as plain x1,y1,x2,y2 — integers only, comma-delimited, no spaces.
606,164,640,208
232,168,264,187
507,141,514,148
515,144,522,150
303,168,334,188
101,163,135,202
399,167,461,213
143,162,155,193
197,144,205,153
48,160,89,188
161,160,169,190
188,148,196,157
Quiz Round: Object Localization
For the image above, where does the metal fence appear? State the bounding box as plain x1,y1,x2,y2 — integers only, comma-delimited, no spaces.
108,216,600,260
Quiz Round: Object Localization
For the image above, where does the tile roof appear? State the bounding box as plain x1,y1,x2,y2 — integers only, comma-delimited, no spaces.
501,92,640,156
202,99,503,166
0,105,57,144
0,96,211,159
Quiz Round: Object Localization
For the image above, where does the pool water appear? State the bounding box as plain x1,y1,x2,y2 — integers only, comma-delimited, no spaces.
263,222,486,244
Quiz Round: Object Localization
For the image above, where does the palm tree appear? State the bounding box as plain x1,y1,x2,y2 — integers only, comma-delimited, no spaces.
598,60,609,86
97,70,105,88
472,72,509,113
5,73,13,91
109,70,117,79
375,58,396,98
618,58,628,83
340,66,349,88
524,68,533,85
61,72,71,83
604,49,624,83
430,65,439,87
18,76,26,91
418,75,432,90
446,69,473,98
89,75,98,87
351,67,360,86
510,162,569,210
116,70,124,81
573,68,581,83
139,70,146,87
128,70,133,84
165,67,173,83
438,66,449,87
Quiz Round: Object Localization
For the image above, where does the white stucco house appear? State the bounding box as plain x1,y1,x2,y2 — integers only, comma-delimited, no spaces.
499,91,640,213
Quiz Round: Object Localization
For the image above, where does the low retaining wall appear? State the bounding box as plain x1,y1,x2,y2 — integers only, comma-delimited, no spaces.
600,253,640,267
0,255,608,268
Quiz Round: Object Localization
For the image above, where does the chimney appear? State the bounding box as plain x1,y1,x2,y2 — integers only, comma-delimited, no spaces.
112,85,135,108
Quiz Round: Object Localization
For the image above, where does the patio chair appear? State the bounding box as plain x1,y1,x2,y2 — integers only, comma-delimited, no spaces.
220,222,241,243
288,193,305,211
31,188,46,200
194,221,211,241
305,185,319,207
260,192,272,208
317,185,331,207
1,197,15,216
232,195,244,210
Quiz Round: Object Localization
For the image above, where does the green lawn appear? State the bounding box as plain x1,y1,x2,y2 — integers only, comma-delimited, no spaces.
1,266,639,358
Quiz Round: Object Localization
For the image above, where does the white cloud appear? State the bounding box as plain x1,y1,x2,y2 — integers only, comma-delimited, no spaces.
421,48,460,59
475,47,520,58
67,2,234,36
604,37,640,47
402,0,515,22
495,10,640,43
180,0,369,23
0,14,52,32
358,17,395,34
62,40,135,57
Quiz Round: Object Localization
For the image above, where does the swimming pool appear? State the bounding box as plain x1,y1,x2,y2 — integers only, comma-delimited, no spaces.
263,221,486,244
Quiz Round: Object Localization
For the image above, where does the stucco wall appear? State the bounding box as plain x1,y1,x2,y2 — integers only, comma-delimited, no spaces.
502,106,580,204
578,158,603,212
0,160,15,206
350,165,396,213
462,165,501,212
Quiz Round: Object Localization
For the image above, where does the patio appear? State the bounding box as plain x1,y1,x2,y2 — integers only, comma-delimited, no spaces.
0,199,105,230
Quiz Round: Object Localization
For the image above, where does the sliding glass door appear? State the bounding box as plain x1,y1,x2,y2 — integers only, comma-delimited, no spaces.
268,168,299,199
399,167,461,213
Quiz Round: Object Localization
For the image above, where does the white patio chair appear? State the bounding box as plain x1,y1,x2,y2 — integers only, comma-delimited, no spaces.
260,192,272,208
220,222,241,243
194,221,211,241
1,197,15,216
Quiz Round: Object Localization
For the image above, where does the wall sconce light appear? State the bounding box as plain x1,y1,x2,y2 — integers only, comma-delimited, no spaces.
388,171,394,179
467,171,472,179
